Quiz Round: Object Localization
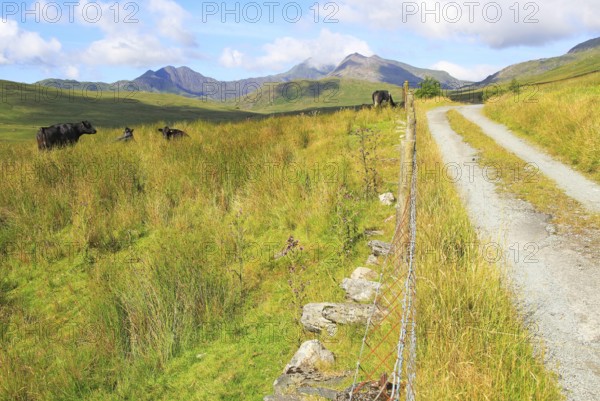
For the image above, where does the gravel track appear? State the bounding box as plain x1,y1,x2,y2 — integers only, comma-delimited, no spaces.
427,105,600,401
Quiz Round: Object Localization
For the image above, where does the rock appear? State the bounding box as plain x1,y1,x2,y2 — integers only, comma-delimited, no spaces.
322,303,383,325
546,224,557,235
366,255,379,266
298,386,339,400
272,370,349,398
301,303,338,336
284,340,335,374
368,240,392,256
301,303,383,334
350,267,378,281
335,381,393,401
379,192,396,206
273,374,310,396
340,278,380,303
264,394,305,401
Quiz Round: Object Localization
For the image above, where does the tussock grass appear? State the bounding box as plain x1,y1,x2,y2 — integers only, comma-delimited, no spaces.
484,72,600,183
0,102,563,400
0,107,399,400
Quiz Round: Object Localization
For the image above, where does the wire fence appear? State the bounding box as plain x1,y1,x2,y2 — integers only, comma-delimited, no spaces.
348,87,418,401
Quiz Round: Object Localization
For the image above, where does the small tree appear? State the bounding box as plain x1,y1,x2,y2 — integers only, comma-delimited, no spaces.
509,78,521,94
415,77,442,99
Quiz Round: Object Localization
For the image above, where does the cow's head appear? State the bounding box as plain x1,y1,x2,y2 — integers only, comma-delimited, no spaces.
124,127,134,136
81,121,97,134
158,126,171,139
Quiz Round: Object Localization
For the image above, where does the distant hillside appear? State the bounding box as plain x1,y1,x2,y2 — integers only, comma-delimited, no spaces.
133,62,335,98
478,36,600,85
278,58,335,80
568,37,600,53
36,61,336,100
0,79,255,141
235,78,404,113
35,54,463,99
328,53,463,89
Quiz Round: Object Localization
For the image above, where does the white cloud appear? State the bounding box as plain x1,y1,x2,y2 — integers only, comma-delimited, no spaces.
82,34,183,67
220,29,373,70
65,65,80,79
219,48,245,68
337,0,600,48
0,20,62,65
22,0,198,75
430,61,500,81
147,0,197,46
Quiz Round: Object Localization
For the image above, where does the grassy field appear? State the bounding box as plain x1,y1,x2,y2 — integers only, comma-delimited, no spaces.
0,107,398,401
484,72,600,183
0,77,405,143
0,79,256,141
233,78,404,113
0,92,563,400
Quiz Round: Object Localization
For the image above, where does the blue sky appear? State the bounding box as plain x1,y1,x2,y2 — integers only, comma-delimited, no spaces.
0,0,598,83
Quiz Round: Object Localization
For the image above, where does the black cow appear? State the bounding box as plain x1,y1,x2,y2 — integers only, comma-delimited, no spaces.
116,127,135,142
158,126,189,140
372,90,397,108
37,121,97,150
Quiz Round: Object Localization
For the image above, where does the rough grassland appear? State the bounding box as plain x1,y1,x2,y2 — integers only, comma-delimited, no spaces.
484,72,600,183
447,109,600,230
0,102,561,400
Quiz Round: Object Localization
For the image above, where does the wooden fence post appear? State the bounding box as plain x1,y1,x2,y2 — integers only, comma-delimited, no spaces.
403,81,409,108
397,90,417,222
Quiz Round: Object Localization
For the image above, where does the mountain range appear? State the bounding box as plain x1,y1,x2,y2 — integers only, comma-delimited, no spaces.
36,54,466,100
35,36,600,99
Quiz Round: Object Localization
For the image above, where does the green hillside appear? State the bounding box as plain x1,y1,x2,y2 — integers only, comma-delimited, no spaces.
481,47,600,84
234,78,404,113
0,78,405,142
0,79,255,142
450,45,600,103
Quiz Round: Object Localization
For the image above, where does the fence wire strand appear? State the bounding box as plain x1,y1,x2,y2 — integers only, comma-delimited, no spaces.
349,96,418,401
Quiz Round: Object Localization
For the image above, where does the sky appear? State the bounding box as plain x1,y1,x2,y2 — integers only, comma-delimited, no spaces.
0,0,599,84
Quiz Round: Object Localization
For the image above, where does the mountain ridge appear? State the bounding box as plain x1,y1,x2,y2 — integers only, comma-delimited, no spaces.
35,54,463,99
34,35,599,98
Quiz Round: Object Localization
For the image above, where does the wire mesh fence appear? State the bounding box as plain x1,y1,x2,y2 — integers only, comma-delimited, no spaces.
348,88,418,401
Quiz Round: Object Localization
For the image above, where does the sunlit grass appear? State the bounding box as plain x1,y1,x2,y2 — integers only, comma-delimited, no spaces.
447,109,600,230
0,101,562,401
413,100,563,400
485,72,600,183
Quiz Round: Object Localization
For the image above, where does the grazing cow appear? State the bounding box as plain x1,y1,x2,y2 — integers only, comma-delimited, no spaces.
116,127,135,142
37,121,97,150
372,90,397,108
158,126,189,140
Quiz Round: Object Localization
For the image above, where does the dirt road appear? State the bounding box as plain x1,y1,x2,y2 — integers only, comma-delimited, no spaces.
427,105,600,401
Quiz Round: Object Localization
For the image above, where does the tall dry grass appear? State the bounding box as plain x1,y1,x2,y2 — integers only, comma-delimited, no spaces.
485,72,600,182
0,104,563,400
